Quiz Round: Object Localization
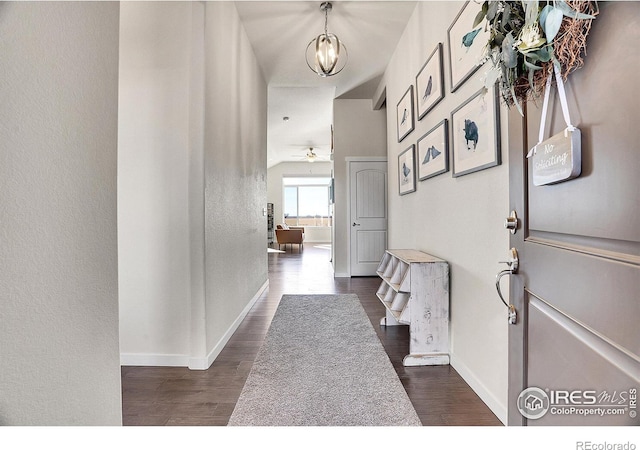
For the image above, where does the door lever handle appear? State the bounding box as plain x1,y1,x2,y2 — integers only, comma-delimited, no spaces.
496,248,519,325
496,270,514,307
352,222,361,227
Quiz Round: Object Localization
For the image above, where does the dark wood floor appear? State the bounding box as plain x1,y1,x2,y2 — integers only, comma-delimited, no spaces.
121,244,502,426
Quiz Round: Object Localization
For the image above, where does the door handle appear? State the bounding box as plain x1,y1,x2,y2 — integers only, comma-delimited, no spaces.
352,222,361,227
496,248,518,325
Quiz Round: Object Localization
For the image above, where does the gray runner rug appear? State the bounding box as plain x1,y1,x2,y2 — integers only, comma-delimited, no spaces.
227,294,422,426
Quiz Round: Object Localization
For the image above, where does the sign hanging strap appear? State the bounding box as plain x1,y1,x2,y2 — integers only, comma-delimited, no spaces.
527,63,576,158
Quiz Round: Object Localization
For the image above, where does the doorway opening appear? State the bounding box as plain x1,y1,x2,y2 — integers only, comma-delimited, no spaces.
282,176,333,246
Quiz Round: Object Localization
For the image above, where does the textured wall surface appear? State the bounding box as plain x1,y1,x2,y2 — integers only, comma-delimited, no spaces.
203,2,268,354
118,2,268,368
381,1,509,422
0,2,122,425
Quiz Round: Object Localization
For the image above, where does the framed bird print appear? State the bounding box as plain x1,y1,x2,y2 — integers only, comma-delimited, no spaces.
398,144,416,195
416,43,444,120
396,86,414,142
451,86,501,177
447,1,488,92
418,119,449,181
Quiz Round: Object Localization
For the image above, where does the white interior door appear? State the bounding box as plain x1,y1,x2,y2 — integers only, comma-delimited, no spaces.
349,161,387,276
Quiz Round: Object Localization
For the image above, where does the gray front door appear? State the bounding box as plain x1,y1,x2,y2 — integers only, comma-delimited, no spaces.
507,2,640,426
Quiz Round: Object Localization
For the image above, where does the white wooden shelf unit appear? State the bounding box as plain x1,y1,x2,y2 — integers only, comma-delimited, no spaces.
376,249,450,366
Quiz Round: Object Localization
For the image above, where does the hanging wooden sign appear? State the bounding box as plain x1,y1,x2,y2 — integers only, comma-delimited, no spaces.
531,128,581,186
528,63,582,187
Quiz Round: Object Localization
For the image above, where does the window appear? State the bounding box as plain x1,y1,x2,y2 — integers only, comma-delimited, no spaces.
283,177,332,227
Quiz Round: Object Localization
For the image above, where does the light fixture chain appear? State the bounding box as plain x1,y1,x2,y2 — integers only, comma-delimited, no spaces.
324,7,328,36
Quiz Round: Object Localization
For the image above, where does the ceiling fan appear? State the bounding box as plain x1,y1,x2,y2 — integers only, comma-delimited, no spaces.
290,147,329,163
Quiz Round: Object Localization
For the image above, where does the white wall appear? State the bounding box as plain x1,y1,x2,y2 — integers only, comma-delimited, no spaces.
333,99,388,277
118,2,268,369
382,2,509,423
118,1,194,366
187,2,208,371
0,2,122,424
203,2,268,360
267,161,333,243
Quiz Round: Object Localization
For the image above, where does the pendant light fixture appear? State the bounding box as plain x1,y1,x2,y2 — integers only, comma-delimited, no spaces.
305,2,347,77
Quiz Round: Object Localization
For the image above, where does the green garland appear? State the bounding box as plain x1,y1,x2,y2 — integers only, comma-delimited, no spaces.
465,0,597,114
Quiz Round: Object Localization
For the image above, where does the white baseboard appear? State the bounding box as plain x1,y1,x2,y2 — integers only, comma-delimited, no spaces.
120,352,189,367
333,272,350,278
189,279,269,370
120,280,269,370
450,353,507,425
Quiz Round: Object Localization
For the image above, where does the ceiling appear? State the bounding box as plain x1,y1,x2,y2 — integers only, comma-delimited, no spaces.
234,1,418,167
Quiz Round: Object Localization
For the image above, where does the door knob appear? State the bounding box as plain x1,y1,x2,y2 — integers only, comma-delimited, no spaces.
504,210,519,234
352,222,361,227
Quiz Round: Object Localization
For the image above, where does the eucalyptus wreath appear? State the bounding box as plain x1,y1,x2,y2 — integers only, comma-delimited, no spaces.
465,0,598,114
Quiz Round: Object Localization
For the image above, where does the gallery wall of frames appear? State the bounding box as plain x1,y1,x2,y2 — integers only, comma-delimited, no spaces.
395,1,501,196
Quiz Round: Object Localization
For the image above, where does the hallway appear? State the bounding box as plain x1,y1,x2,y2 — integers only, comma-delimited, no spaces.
121,245,501,426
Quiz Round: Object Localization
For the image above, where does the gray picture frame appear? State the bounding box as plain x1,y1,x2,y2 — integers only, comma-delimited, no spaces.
447,1,488,93
398,144,416,195
418,119,449,181
450,86,501,177
416,43,445,120
396,86,415,143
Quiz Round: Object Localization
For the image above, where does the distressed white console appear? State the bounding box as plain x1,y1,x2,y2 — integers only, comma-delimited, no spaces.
376,249,450,366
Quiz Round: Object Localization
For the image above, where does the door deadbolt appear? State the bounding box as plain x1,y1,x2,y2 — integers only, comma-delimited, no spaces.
504,210,519,234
